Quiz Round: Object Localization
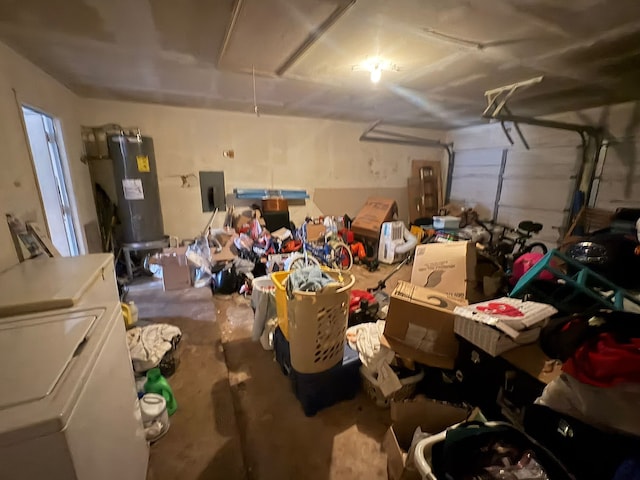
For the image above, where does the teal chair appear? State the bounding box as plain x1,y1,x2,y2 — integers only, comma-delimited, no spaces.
510,249,640,311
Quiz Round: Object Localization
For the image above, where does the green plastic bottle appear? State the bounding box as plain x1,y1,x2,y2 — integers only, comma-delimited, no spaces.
144,368,177,416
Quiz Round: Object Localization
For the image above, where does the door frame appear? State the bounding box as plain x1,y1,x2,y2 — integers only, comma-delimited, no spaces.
19,102,82,255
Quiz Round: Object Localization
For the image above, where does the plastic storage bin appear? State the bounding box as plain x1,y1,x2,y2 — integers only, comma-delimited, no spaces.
360,365,424,408
288,270,355,374
274,326,361,416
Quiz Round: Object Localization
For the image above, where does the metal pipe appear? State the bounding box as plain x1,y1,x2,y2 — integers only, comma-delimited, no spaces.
500,121,514,145
483,113,601,136
493,149,508,222
359,121,448,148
373,128,448,145
445,149,455,203
359,136,446,148
512,121,530,150
359,120,383,141
502,107,531,150
587,141,608,207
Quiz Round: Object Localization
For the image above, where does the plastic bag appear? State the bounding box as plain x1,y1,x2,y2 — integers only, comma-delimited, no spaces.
186,235,212,288
484,451,549,479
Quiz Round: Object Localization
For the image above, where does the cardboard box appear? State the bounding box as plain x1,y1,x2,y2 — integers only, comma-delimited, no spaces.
454,298,557,339
410,242,476,302
158,247,191,291
453,315,541,356
305,223,326,242
383,281,467,369
384,398,472,480
352,197,398,241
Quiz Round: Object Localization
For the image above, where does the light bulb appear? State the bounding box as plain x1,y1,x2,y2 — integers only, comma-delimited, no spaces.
370,67,382,83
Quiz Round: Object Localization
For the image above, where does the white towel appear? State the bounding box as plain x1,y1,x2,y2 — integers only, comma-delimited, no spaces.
347,321,402,396
127,324,182,373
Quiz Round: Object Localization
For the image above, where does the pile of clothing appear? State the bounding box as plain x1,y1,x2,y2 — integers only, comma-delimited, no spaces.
528,310,640,479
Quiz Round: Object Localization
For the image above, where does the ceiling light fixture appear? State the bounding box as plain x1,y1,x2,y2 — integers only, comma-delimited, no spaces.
353,56,399,84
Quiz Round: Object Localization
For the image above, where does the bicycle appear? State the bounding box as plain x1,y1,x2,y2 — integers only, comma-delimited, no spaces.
477,220,548,272
289,223,353,271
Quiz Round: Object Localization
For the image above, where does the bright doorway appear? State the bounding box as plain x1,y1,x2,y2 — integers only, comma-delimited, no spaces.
21,106,79,256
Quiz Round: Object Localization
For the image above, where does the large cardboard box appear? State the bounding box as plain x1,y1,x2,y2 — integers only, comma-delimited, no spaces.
410,242,476,302
352,197,398,241
384,398,472,480
383,281,467,369
157,247,191,291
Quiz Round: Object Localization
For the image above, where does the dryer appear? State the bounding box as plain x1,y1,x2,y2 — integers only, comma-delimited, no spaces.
0,254,148,480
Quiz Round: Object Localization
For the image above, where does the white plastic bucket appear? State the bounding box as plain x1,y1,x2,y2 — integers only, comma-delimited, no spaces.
140,393,170,441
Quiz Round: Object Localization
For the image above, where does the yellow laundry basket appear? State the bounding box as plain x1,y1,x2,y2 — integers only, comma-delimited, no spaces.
271,266,333,340
271,270,292,340
287,270,355,374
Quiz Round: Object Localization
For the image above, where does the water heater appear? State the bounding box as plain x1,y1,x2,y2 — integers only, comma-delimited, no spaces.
108,133,165,244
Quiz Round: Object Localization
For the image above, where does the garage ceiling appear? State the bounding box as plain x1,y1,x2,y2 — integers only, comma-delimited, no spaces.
1,0,640,129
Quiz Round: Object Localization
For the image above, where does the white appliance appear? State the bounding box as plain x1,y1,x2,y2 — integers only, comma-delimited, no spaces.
0,254,148,480
378,221,418,264
433,215,461,230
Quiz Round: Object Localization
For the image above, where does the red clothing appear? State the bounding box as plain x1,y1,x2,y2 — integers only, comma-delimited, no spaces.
563,332,640,387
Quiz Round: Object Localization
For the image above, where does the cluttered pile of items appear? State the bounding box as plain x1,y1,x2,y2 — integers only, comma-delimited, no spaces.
242,196,640,480
134,185,640,479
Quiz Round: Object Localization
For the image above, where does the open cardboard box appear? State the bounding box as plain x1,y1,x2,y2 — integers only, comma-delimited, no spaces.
384,397,479,480
352,197,398,242
382,281,467,369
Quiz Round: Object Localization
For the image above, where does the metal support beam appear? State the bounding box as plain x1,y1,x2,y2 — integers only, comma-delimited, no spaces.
503,106,530,150
500,121,514,146
445,151,455,204
493,149,508,222
359,121,450,149
484,113,601,137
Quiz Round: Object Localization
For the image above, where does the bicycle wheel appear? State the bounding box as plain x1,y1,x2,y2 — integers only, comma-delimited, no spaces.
524,242,548,255
289,253,320,270
330,243,353,271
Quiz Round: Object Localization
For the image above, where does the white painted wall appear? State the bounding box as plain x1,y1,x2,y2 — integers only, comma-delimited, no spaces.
0,41,94,271
79,99,445,240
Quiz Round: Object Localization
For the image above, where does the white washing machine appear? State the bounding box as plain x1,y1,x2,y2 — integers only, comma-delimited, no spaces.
0,254,148,480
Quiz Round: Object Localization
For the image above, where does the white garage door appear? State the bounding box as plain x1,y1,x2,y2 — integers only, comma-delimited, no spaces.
497,145,582,245
592,140,640,210
449,148,504,220
449,143,582,245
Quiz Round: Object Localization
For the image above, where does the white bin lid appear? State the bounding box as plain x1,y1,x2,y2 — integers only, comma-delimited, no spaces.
0,254,113,317
0,311,97,410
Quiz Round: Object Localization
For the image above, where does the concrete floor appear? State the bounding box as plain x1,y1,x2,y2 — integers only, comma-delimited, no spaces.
129,263,411,480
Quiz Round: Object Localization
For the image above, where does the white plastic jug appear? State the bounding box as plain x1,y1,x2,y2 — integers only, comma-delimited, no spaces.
140,393,170,441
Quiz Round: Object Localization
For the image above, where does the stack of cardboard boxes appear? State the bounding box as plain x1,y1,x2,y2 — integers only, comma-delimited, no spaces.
379,222,557,478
